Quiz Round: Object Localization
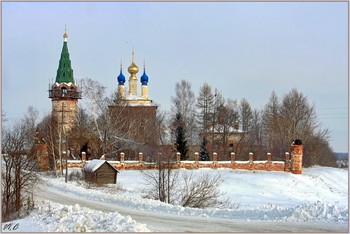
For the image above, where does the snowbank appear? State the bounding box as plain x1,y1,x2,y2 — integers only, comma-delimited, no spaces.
2,200,150,232
38,166,348,224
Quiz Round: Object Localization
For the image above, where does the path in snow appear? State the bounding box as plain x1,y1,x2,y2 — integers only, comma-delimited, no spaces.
36,185,348,232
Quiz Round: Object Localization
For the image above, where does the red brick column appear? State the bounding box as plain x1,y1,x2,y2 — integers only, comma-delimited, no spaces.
249,152,254,170
120,152,125,163
249,152,254,162
291,144,303,174
230,152,236,162
230,152,236,169
213,152,218,169
194,152,199,168
267,152,272,162
81,152,86,163
138,152,144,163
176,152,181,164
284,152,290,172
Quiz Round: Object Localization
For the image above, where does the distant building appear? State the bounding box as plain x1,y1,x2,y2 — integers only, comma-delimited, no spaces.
108,51,158,156
203,123,245,160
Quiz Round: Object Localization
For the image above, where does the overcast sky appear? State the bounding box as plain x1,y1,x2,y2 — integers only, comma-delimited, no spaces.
2,2,348,152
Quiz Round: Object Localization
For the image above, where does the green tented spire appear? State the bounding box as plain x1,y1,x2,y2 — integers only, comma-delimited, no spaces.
55,31,75,84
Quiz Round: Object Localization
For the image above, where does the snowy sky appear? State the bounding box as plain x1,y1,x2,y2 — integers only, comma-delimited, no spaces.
2,2,348,152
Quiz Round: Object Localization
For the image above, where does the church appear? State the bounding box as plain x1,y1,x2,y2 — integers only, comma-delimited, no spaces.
48,30,158,160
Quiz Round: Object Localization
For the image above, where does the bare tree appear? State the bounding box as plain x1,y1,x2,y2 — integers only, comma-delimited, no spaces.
261,89,335,166
178,172,224,208
171,80,198,145
142,148,178,204
36,114,60,176
2,107,40,221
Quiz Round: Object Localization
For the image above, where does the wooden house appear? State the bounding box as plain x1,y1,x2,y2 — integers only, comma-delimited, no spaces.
82,160,119,184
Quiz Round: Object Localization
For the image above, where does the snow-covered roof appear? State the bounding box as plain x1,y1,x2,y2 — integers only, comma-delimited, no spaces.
54,82,74,87
207,124,245,134
82,160,118,173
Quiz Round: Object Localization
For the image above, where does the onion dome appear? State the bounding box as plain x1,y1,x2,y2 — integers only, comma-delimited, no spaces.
128,50,139,75
117,64,125,85
140,65,149,85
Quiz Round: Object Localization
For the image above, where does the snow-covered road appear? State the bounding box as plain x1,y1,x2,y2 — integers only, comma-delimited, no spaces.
36,185,348,232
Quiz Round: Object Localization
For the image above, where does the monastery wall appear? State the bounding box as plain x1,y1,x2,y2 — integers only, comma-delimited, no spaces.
65,151,294,173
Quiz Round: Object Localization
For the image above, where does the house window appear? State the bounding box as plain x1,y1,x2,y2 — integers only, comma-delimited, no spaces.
229,143,234,147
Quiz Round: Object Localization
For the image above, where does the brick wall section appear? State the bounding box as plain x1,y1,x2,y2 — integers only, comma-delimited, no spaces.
67,159,285,172
62,149,302,174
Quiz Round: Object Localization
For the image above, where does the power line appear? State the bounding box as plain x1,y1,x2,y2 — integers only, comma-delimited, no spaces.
317,107,347,110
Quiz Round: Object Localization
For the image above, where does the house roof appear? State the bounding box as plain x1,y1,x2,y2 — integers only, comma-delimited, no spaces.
82,160,119,173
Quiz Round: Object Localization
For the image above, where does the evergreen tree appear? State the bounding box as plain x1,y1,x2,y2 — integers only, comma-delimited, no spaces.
200,137,210,161
174,113,189,160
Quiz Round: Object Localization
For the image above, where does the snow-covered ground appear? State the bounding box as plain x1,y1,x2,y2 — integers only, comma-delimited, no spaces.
2,200,150,232
2,166,348,232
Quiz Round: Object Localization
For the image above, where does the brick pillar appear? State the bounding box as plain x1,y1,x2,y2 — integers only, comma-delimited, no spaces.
81,152,86,163
138,152,144,162
266,152,272,171
230,152,236,169
249,152,254,162
213,152,218,161
176,152,181,163
230,152,236,163
194,152,199,168
120,152,125,163
35,143,49,172
285,152,290,172
267,152,272,162
194,152,199,162
213,152,218,169
291,140,303,174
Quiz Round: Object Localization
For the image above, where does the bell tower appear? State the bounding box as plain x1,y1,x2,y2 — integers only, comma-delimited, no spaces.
49,29,81,135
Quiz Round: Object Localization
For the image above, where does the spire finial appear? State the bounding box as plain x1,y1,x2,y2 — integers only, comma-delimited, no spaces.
132,48,135,63
144,59,146,69
120,59,123,69
63,25,68,41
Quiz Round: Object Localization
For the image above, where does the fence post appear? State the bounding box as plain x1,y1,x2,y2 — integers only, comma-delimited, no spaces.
285,152,290,172
230,152,236,163
230,152,236,169
82,151,86,163
249,152,254,163
213,152,218,169
176,152,181,168
138,152,144,163
194,152,199,168
291,139,303,174
120,152,125,163
267,152,272,162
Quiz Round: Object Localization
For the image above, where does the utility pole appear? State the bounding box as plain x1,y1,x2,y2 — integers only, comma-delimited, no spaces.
211,91,217,156
65,135,68,183
59,102,64,176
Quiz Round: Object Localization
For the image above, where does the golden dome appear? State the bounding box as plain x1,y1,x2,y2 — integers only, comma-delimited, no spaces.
128,50,139,74
128,62,139,74
63,33,68,38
